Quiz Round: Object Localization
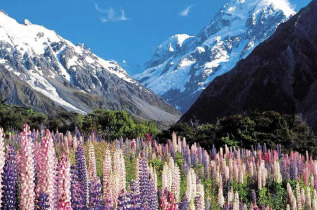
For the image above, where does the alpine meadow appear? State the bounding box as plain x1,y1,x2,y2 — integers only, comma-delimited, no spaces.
0,0,316,209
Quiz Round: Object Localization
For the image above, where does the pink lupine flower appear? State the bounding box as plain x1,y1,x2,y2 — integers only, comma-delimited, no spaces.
296,183,302,210
162,162,172,191
20,124,36,210
37,129,57,209
103,148,113,200
88,141,97,180
186,168,196,202
58,153,71,210
218,185,224,208
112,149,126,204
304,168,310,185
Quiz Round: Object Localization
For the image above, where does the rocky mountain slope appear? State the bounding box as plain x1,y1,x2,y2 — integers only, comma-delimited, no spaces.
0,11,180,124
135,0,295,112
181,0,317,132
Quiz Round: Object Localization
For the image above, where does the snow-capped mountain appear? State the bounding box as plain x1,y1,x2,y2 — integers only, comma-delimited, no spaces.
181,0,317,132
135,0,295,112
0,11,180,124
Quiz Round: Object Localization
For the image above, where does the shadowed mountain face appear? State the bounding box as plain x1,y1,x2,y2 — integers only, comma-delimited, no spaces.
135,0,294,112
0,11,180,124
181,0,317,132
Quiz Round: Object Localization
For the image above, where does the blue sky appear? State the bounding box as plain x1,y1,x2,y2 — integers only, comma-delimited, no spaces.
0,0,311,75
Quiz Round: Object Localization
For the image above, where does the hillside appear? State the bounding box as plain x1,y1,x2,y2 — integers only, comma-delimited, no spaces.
0,11,180,124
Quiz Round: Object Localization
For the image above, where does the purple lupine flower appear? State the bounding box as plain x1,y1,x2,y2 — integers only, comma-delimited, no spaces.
281,156,289,179
198,146,202,164
130,180,142,209
1,147,18,209
75,145,89,205
70,166,86,209
149,178,158,210
277,144,282,158
138,157,151,206
227,179,231,194
211,145,217,160
251,145,255,157
263,143,267,154
191,151,197,167
36,192,50,210
117,191,130,210
194,196,203,209
179,195,189,210
252,190,257,205
75,126,81,139
297,158,303,177
205,196,211,210
171,147,175,160
40,123,45,137
89,177,104,209
290,159,298,180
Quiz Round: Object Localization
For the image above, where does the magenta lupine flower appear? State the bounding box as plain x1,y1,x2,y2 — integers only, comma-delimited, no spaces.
37,129,57,209
58,153,72,210
303,167,309,185
19,124,36,210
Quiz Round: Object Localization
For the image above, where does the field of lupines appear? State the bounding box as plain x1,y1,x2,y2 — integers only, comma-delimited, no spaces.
0,124,317,209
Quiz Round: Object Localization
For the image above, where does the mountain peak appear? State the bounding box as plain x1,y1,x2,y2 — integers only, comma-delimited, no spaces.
22,19,32,26
0,11,180,124
262,0,295,17
0,10,8,16
136,0,294,112
222,0,295,19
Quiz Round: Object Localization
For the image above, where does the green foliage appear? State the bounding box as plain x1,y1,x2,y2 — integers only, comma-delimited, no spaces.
149,158,163,189
82,109,159,139
175,152,184,167
273,183,287,209
0,104,159,140
258,188,272,207
158,111,317,156
125,155,136,185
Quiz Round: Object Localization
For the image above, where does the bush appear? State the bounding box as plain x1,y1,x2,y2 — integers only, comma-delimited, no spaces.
0,104,159,139
158,111,317,156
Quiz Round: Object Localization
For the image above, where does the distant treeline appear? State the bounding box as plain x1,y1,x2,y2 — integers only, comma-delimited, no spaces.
0,103,158,140
158,111,317,156
1,103,316,156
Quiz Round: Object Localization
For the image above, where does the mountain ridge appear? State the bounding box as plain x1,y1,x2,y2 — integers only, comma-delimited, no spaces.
135,0,295,112
181,0,317,132
0,11,180,124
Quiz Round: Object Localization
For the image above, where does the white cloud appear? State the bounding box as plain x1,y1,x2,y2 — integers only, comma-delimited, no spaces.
179,5,194,17
94,3,129,22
